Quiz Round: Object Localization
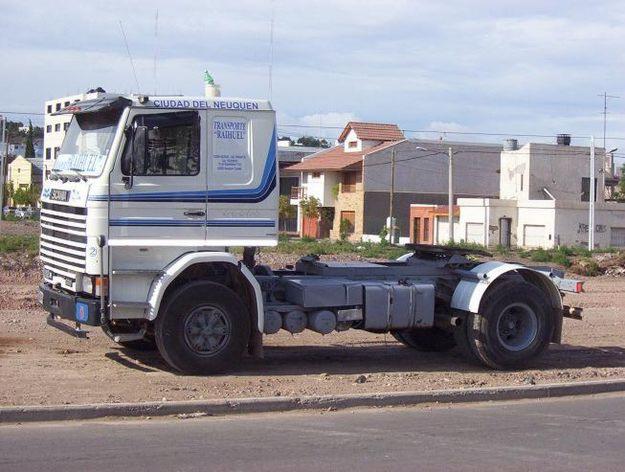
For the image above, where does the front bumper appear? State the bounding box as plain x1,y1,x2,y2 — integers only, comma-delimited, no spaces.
40,283,102,326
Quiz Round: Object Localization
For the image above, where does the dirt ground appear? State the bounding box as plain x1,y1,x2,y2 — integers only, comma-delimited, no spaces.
1,245,625,407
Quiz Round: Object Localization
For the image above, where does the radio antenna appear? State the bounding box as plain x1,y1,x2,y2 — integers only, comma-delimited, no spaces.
118,20,141,92
268,3,275,101
153,9,159,95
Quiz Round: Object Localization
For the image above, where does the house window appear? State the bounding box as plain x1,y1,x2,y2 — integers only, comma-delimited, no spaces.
45,148,51,160
63,122,69,131
46,125,52,133
348,141,358,148
55,103,61,111
54,147,60,158
423,217,430,242
581,177,597,202
122,111,200,176
311,172,321,179
47,105,52,114
341,171,361,193
54,123,60,132
340,211,355,234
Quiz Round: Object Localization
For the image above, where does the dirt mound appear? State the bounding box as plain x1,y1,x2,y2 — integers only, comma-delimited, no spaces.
0,252,41,284
593,252,625,277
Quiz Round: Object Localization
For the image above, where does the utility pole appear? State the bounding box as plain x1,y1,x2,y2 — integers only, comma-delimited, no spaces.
0,115,6,219
388,147,396,243
588,136,596,251
448,146,454,243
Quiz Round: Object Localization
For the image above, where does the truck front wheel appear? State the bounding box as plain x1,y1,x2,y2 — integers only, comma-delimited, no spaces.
456,280,553,369
155,281,251,374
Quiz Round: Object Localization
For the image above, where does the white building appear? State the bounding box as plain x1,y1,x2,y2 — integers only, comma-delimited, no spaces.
43,89,105,178
458,137,625,248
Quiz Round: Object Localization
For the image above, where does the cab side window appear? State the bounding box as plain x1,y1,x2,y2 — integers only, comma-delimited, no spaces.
123,111,200,176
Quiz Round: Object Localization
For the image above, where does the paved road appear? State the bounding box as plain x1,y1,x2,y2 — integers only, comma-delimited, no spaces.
2,393,625,472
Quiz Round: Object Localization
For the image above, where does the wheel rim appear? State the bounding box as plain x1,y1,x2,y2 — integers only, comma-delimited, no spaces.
183,305,231,356
495,302,538,352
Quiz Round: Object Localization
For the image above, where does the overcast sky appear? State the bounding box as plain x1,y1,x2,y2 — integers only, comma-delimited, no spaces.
3,0,625,151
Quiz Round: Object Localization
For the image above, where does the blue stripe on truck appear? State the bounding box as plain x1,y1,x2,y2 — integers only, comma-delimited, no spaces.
109,219,275,227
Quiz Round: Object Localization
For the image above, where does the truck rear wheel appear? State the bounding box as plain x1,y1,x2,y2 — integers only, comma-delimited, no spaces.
155,281,250,374
456,280,553,369
392,328,456,352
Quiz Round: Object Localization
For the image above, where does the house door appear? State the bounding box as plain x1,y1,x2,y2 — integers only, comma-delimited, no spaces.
412,217,421,243
523,224,546,248
610,227,625,247
340,211,355,235
500,217,512,248
465,223,484,244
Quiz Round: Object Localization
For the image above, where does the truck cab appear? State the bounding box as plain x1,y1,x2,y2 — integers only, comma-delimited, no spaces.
40,94,276,358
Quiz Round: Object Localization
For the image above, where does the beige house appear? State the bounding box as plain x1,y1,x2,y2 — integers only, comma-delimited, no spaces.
6,155,43,205
288,122,405,240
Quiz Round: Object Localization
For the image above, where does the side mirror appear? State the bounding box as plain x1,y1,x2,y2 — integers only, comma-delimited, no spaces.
122,125,147,189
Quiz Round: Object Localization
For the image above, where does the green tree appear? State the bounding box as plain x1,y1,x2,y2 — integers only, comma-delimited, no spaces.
297,136,330,148
279,195,295,219
299,196,321,219
11,185,39,207
25,121,35,159
12,187,31,206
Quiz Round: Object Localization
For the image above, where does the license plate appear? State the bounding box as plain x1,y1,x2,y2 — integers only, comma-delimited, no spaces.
50,189,69,202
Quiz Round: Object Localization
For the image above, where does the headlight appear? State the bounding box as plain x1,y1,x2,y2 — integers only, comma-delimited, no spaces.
81,276,94,295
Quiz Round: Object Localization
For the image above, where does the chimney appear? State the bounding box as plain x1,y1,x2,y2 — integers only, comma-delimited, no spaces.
556,134,571,146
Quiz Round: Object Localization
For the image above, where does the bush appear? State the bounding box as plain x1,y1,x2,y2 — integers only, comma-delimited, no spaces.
339,219,350,241
0,235,39,255
570,258,601,276
378,225,389,246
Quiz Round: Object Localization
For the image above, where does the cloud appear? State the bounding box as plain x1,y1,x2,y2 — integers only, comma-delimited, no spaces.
277,111,360,140
3,0,625,154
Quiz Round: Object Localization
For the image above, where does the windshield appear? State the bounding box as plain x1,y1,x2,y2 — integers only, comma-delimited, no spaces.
53,108,122,176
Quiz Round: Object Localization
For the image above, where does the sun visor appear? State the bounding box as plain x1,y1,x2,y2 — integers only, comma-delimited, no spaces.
52,96,132,116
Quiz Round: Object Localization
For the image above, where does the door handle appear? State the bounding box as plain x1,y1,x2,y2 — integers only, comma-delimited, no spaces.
184,210,206,217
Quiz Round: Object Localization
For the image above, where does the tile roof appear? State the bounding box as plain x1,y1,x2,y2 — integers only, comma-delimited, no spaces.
287,140,404,172
338,122,405,143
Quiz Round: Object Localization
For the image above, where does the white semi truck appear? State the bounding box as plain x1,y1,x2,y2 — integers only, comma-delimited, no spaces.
39,93,584,374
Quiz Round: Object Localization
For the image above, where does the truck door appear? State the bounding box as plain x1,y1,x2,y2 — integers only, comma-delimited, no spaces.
205,111,278,246
108,110,207,242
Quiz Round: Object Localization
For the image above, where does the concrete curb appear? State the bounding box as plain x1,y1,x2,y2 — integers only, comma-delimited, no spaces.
2,378,625,424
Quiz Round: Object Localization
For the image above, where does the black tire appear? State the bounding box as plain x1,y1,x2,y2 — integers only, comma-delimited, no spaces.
392,328,456,352
455,281,553,369
117,337,157,351
155,281,250,375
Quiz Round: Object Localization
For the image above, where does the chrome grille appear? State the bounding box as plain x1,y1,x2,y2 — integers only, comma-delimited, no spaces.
40,202,87,282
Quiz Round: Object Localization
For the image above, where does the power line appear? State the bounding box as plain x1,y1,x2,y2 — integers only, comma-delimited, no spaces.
279,123,625,141
0,111,45,116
